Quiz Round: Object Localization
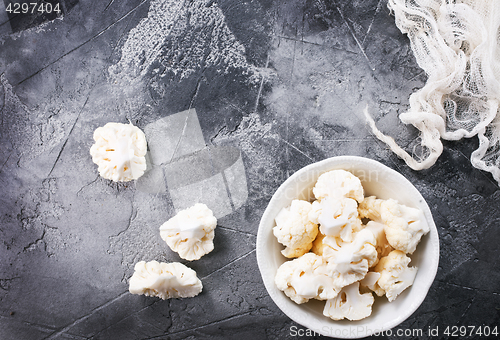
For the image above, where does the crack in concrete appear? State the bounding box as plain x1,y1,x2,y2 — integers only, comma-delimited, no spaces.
438,280,500,296
0,72,5,129
110,198,137,240
42,290,130,340
210,125,229,143
188,76,204,111
217,225,256,238
290,37,297,80
200,248,256,281
311,137,377,142
416,298,472,319
253,53,270,114
396,70,426,89
169,111,193,164
271,34,358,54
144,309,255,339
334,2,375,71
0,314,59,335
46,86,94,178
104,0,117,12
89,298,161,339
361,0,384,47
209,100,247,143
0,277,21,291
21,229,47,254
75,175,100,196
459,295,476,322
15,0,150,86
0,150,13,173
454,148,499,189
278,136,314,161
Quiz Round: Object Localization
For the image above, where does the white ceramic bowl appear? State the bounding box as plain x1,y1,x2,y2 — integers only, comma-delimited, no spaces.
256,156,439,338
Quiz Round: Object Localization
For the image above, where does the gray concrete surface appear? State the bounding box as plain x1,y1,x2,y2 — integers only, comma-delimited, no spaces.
0,0,499,339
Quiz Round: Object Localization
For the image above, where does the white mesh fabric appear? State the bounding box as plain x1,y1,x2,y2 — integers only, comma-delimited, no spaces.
365,0,500,184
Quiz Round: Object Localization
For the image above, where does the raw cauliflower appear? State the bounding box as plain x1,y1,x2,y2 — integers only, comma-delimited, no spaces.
160,203,217,261
275,253,339,304
313,169,364,203
311,232,326,256
358,196,383,221
323,282,374,321
359,271,384,296
90,122,147,182
273,168,429,321
374,250,418,302
359,197,428,254
380,199,428,254
364,221,393,261
129,260,202,299
273,200,318,258
309,197,362,242
322,229,378,289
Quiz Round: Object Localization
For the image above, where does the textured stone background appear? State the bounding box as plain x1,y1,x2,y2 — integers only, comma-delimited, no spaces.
0,0,499,339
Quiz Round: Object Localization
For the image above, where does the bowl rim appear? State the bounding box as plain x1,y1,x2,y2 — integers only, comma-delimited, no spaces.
256,155,440,338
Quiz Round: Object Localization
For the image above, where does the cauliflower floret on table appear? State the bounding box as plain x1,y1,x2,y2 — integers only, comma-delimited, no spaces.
160,203,217,261
374,250,418,302
323,282,374,321
313,169,364,203
129,260,202,299
309,197,362,242
322,229,378,289
90,122,147,182
273,200,318,258
275,253,339,304
359,197,428,254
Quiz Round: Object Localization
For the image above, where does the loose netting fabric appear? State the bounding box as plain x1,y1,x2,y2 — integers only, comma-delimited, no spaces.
365,0,500,184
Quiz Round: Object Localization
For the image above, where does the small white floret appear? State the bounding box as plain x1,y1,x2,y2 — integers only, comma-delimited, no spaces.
160,203,217,261
90,122,147,182
359,197,428,254
323,282,374,321
381,199,429,254
273,200,318,258
374,250,418,302
313,169,364,203
359,271,384,296
323,229,378,289
364,221,393,261
129,260,202,299
309,197,362,242
275,253,339,304
311,232,326,256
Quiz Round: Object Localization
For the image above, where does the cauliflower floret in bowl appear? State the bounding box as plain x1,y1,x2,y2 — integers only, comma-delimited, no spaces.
273,199,319,258
256,156,439,338
275,253,339,304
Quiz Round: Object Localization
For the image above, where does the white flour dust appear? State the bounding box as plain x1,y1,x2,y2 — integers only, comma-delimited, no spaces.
109,0,253,82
